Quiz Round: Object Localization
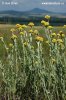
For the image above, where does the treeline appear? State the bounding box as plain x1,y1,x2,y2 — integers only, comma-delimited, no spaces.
0,16,66,26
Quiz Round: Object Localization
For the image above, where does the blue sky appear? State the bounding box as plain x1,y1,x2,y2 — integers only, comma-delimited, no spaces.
0,0,66,13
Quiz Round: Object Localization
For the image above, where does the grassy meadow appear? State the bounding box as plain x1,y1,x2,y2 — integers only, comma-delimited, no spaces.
0,15,66,100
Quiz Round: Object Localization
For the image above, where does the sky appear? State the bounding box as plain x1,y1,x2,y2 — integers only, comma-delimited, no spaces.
0,0,66,13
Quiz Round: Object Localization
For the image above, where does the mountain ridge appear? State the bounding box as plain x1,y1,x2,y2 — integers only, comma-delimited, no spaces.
0,8,66,17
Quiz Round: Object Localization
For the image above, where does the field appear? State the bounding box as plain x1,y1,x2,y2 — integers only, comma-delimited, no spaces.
0,16,66,100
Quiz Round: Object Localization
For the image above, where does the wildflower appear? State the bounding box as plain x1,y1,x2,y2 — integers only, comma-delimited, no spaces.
61,34,65,38
28,22,34,27
16,24,21,28
22,24,27,28
44,22,49,27
57,33,61,37
34,30,38,34
45,15,50,20
59,31,63,34
23,42,28,46
51,33,56,37
59,43,65,48
52,39,57,43
18,27,23,31
35,36,43,42
20,32,24,35
41,20,49,27
11,34,17,39
29,30,33,33
48,26,53,30
41,20,45,24
57,39,63,43
10,28,15,32
9,43,13,48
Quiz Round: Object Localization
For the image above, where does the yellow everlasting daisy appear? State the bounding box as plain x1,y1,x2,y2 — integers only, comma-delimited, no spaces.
35,36,43,42
11,34,17,39
52,39,57,43
28,22,34,27
45,15,50,20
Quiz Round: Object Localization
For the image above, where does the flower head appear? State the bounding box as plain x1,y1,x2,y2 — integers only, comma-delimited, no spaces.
57,39,63,43
57,33,61,37
34,30,38,34
52,39,57,43
51,33,56,37
35,36,43,42
28,22,34,27
22,24,27,28
10,28,16,33
16,24,21,28
45,15,50,20
61,34,65,38
11,34,17,39
29,30,33,33
48,26,53,30
41,20,49,27
59,31,63,34
20,32,24,35
23,42,28,46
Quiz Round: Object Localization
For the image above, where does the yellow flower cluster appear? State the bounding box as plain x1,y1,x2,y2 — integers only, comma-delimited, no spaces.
16,24,21,28
35,36,43,42
28,22,34,27
10,28,16,32
23,42,28,46
57,39,63,43
22,24,27,28
45,15,50,20
48,26,53,30
29,30,33,33
51,33,56,37
34,30,38,34
61,34,65,37
11,34,17,39
20,32,24,35
52,39,57,43
41,20,49,27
